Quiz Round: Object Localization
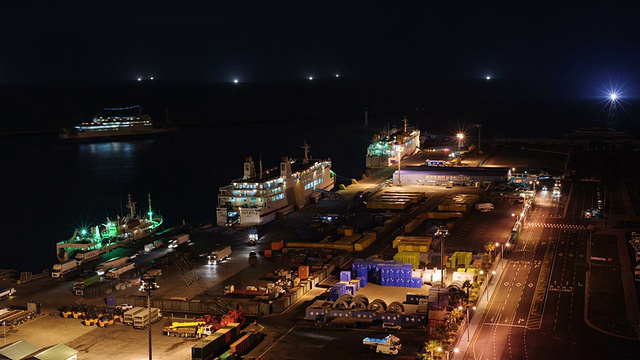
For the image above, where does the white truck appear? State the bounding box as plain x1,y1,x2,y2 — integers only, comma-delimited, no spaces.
0,288,16,299
133,307,162,329
51,259,78,278
96,256,129,274
75,249,101,265
475,202,495,212
105,262,136,279
208,246,232,264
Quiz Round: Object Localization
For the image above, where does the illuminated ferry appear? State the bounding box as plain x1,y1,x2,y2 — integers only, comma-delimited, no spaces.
216,142,335,227
59,105,176,140
365,117,421,176
56,194,163,262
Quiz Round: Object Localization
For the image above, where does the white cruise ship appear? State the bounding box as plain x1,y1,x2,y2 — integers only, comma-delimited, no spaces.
216,142,335,227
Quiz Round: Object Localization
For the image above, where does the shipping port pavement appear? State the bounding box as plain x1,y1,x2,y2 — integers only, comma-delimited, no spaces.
2,145,639,359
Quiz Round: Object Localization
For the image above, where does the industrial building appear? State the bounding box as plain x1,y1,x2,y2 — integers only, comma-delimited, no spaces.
392,165,511,187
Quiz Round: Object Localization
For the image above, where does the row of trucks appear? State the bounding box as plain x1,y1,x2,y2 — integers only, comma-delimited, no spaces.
0,302,40,327
162,306,245,338
362,334,402,356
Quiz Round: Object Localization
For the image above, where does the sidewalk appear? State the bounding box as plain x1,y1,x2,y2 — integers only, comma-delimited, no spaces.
451,259,506,360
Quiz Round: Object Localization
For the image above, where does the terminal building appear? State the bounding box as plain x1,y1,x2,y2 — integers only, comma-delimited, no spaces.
392,166,512,187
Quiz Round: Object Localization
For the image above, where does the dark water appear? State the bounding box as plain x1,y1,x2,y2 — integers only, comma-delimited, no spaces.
0,79,630,273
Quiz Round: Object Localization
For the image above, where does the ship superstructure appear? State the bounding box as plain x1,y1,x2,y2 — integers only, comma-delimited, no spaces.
216,142,335,227
55,194,163,262
365,117,421,176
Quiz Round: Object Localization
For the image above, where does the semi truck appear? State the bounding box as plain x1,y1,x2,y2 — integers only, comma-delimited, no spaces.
208,246,232,264
105,262,136,279
475,202,495,212
96,257,129,274
51,259,78,278
362,334,402,349
75,249,101,265
72,273,102,296
132,307,162,329
0,288,16,299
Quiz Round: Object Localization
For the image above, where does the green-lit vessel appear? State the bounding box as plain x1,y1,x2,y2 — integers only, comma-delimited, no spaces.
56,194,163,262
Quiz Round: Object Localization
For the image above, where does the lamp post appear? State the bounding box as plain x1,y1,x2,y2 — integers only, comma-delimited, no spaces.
437,346,459,360
495,242,510,264
458,305,476,341
139,275,159,360
475,124,482,152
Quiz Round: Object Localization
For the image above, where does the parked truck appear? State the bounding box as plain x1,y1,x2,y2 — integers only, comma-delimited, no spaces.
475,202,495,212
51,259,78,278
132,307,162,329
72,273,102,296
223,284,266,297
75,249,101,265
96,257,129,274
105,262,136,279
208,246,232,264
0,288,16,299
363,335,402,349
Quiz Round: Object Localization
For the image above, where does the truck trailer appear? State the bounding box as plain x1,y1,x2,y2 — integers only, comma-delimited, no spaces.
475,202,495,212
0,288,16,299
123,307,147,325
51,259,78,278
96,256,129,274
133,307,162,329
208,246,232,264
105,262,136,279
75,249,101,265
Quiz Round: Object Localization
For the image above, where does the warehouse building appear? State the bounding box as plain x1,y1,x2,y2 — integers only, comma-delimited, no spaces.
392,166,511,187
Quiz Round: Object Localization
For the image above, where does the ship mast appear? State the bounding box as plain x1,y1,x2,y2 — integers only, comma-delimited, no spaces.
301,140,310,164
126,194,136,219
402,116,408,133
147,193,153,219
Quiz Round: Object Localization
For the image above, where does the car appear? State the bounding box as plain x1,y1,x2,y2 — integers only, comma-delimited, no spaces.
249,251,257,257
382,322,401,331
116,303,133,311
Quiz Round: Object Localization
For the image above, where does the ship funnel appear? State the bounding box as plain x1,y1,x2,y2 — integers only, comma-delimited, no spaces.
243,156,256,179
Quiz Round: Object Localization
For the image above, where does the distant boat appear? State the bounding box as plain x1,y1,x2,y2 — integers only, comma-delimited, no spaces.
59,105,178,141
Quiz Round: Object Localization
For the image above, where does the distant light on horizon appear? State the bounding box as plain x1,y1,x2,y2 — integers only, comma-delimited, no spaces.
309,76,313,80
610,92,617,101
335,74,340,78
150,77,154,80
486,76,491,80
137,77,142,81
233,79,239,84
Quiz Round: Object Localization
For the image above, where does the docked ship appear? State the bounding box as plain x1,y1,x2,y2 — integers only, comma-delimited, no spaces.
216,142,335,227
59,105,177,141
365,117,421,176
56,194,163,262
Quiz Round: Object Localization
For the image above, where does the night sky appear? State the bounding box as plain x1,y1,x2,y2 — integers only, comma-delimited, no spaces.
2,2,640,96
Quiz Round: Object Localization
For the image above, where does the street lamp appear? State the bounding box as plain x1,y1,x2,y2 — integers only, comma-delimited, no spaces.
437,346,459,360
456,133,464,153
139,275,159,360
495,242,510,262
475,124,482,152
458,305,477,341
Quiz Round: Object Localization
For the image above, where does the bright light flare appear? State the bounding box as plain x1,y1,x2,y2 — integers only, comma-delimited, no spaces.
610,92,617,101
233,79,239,84
309,76,313,80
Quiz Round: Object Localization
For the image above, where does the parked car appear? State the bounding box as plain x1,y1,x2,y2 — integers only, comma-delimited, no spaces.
382,322,401,331
116,303,133,311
